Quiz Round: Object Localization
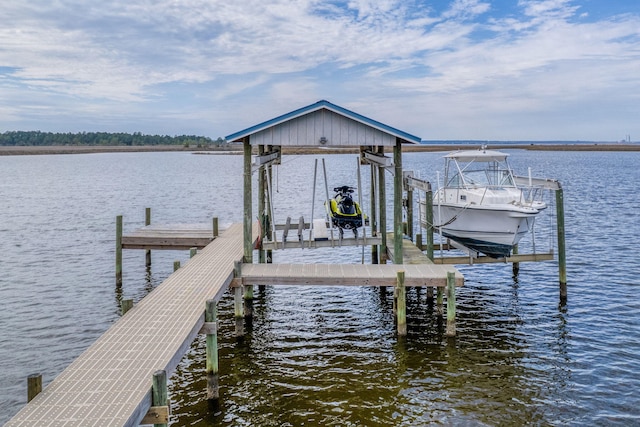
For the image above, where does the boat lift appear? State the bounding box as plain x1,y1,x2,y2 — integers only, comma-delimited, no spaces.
257,155,379,251
405,170,567,299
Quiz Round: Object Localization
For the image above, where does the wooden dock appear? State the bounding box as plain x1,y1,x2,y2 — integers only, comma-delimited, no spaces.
7,224,244,427
9,223,462,426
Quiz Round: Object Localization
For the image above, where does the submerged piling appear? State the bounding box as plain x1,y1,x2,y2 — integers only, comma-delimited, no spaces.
116,215,123,286
556,185,567,302
446,272,456,337
27,374,42,403
145,207,152,267
397,270,407,336
205,299,219,400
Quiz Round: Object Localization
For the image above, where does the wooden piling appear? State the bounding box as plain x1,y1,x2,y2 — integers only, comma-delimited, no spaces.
234,261,244,337
27,374,42,403
243,138,253,264
393,139,403,265
378,147,387,264
190,247,197,258
173,260,180,272
556,185,567,302
121,299,133,315
234,286,244,337
425,187,434,261
205,300,219,400
512,244,520,277
145,208,152,267
116,215,123,286
370,162,378,264
212,217,219,238
397,270,407,336
436,287,444,317
405,177,414,241
446,271,456,337
152,370,168,427
426,286,434,303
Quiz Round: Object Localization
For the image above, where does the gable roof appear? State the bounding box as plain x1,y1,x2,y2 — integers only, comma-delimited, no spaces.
225,99,421,145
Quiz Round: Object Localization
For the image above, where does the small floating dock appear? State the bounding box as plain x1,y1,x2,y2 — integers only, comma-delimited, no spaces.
121,223,215,250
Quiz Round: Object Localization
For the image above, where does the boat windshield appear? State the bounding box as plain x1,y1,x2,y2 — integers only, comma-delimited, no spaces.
446,160,515,189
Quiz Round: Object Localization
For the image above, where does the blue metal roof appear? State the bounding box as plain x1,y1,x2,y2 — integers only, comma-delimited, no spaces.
225,99,421,144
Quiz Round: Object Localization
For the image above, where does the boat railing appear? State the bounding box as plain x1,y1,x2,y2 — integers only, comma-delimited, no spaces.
513,175,561,191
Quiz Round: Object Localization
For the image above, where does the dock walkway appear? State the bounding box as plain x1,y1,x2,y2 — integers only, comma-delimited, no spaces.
7,224,244,427
8,223,462,426
238,263,462,287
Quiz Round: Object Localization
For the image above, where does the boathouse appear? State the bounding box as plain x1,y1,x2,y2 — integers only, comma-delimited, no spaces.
225,99,423,266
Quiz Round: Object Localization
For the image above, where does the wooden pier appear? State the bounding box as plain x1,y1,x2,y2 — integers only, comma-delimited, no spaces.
9,222,462,427
7,224,244,427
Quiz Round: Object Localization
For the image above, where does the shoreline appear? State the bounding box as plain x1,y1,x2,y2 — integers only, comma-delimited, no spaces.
0,143,639,156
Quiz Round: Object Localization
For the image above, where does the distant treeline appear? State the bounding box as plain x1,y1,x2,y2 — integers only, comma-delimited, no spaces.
0,131,226,147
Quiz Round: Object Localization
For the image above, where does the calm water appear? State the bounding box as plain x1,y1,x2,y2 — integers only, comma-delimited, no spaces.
1,150,639,426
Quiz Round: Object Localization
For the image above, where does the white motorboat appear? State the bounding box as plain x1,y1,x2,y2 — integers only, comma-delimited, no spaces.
429,147,546,258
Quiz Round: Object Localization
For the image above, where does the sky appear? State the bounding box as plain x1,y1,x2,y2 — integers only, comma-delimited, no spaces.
1,0,639,141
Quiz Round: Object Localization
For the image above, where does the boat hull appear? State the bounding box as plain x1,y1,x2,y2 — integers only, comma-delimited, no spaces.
434,204,537,258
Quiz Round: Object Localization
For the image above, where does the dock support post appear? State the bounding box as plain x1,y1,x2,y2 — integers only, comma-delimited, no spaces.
556,185,567,303
173,260,180,272
243,138,253,264
116,215,123,286
212,217,219,238
152,370,168,427
436,287,444,317
446,272,456,337
397,271,407,336
378,147,387,264
405,174,414,241
512,244,520,277
205,299,219,400
393,138,403,265
234,262,244,337
121,299,133,315
234,286,244,337
145,207,151,267
370,162,378,264
190,247,197,258
425,187,434,261
27,373,42,402
242,138,254,316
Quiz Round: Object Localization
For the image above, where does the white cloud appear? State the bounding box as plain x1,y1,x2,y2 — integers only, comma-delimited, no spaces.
0,0,639,139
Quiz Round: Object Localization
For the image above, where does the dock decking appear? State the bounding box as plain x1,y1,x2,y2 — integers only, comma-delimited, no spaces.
121,223,215,250
8,223,462,427
237,263,462,287
7,224,244,427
